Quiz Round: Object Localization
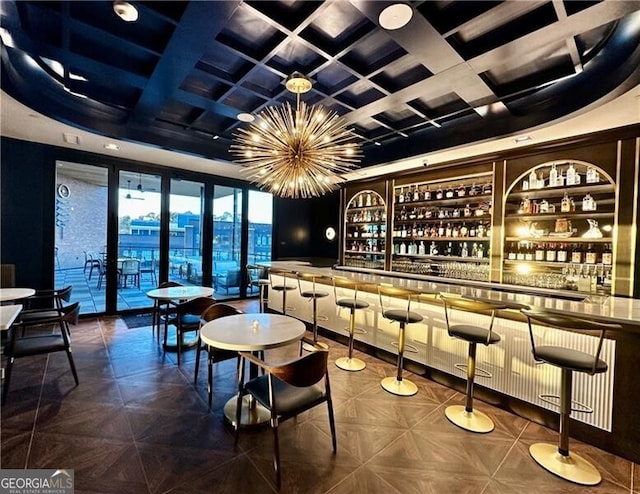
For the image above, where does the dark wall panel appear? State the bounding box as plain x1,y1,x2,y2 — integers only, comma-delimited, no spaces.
0,137,54,289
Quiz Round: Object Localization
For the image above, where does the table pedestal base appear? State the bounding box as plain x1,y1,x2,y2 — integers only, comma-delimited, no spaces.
162,338,198,352
224,395,270,428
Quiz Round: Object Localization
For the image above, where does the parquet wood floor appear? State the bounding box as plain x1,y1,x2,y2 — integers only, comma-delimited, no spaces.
2,300,637,493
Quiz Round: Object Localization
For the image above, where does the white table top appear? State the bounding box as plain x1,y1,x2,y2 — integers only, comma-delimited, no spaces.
0,288,35,302
200,313,306,351
146,286,214,301
0,304,22,330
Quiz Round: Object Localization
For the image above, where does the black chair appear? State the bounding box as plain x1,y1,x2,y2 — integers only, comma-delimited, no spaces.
3,302,81,403
20,286,73,335
268,268,297,315
151,281,182,341
194,303,243,409
296,272,330,352
377,284,424,396
234,340,336,489
247,264,269,313
83,251,101,280
332,276,372,372
521,308,621,485
441,295,509,433
166,296,216,365
139,258,157,285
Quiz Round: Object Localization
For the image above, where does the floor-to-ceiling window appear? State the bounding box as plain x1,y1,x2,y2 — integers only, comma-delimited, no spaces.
212,186,242,299
117,171,162,311
169,178,205,287
54,161,108,314
246,190,273,296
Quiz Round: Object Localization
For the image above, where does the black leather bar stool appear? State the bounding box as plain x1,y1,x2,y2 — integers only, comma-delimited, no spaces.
332,276,372,371
268,267,297,315
441,295,509,433
247,264,269,313
522,309,621,485
296,272,330,352
378,284,424,396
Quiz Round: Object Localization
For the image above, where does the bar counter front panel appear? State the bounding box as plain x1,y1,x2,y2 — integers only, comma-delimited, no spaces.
263,262,639,463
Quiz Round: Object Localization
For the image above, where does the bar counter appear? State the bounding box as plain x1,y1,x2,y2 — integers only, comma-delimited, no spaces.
260,261,640,462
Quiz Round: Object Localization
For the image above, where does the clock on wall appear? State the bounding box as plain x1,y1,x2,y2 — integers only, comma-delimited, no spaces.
57,183,71,199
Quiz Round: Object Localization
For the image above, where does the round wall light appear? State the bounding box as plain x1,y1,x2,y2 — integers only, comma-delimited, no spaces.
325,227,336,241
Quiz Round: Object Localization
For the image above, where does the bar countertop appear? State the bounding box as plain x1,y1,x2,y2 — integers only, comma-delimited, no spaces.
259,261,640,329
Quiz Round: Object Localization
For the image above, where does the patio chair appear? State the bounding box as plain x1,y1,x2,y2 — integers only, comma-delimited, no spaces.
120,259,140,288
139,259,157,285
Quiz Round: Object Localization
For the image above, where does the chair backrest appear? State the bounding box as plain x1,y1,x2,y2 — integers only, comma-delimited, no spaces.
56,285,73,304
178,296,216,316
60,302,81,326
0,264,16,288
247,264,266,281
332,276,374,301
121,259,140,275
159,281,182,289
377,283,421,318
441,294,509,339
521,308,621,374
296,272,331,294
201,303,243,323
269,267,294,287
269,349,329,388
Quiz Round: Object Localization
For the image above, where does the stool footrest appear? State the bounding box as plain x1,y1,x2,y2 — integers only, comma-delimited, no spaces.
538,394,594,414
454,363,493,379
529,442,601,485
391,341,419,354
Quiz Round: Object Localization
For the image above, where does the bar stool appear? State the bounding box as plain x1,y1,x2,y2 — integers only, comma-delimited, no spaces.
332,276,372,371
247,264,269,313
378,284,424,396
296,271,330,352
522,309,621,485
440,295,509,433
268,267,297,315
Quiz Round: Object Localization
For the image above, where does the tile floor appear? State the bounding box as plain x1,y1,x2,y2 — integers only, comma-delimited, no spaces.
1,300,637,493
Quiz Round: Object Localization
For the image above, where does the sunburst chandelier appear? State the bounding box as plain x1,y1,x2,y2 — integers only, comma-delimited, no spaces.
230,72,362,199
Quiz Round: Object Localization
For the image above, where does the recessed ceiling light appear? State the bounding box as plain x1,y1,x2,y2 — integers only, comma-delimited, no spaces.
237,113,255,123
379,3,413,30
62,133,80,145
514,135,533,143
374,141,381,146
113,1,138,22
104,143,120,150
212,135,219,140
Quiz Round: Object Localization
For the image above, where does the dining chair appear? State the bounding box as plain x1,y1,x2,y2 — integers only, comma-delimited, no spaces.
167,296,216,365
234,339,337,489
194,303,243,409
139,258,157,285
83,251,101,280
3,302,81,404
120,259,141,288
20,285,73,335
151,281,182,341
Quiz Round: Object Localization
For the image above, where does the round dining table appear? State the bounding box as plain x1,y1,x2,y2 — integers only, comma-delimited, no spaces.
146,285,215,350
200,313,306,427
0,288,35,302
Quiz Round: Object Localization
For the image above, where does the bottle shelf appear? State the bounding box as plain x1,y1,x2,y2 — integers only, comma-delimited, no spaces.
395,193,492,208
394,236,490,242
394,254,490,263
344,190,388,270
508,183,614,200
394,216,490,224
347,205,385,212
505,236,612,243
345,236,385,241
345,250,385,256
505,211,614,221
503,259,612,268
345,221,386,226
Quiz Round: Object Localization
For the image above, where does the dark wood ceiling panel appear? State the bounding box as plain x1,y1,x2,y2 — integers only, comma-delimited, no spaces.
2,0,639,170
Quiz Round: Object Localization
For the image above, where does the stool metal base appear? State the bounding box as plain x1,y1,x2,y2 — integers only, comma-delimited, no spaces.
381,376,417,396
335,356,366,372
529,442,601,486
224,395,270,428
445,405,494,433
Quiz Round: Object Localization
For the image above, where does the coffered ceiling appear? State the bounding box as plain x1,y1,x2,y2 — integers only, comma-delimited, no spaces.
1,1,640,175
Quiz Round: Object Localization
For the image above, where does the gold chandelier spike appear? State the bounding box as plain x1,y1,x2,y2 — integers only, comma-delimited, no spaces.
230,73,362,198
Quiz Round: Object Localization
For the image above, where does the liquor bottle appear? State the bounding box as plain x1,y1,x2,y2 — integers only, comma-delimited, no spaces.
507,242,517,260
477,223,485,238
570,244,582,263
419,241,426,255
464,204,472,217
371,194,378,206
469,223,476,237
566,164,576,185
549,163,558,187
546,243,557,262
365,193,372,207
457,184,466,197
445,242,453,256
411,223,418,237
460,222,468,237
477,243,484,258
438,221,445,237
445,185,454,198
423,186,431,201
398,187,404,203
417,224,424,237
401,224,407,238
561,193,571,213
413,185,420,202
428,241,437,255
535,244,545,261
524,242,534,261
585,244,597,264
557,243,568,262
417,207,425,220
586,166,600,184
516,242,525,261
461,242,469,258
482,182,492,195
469,183,480,196
408,208,417,220
602,244,612,266
471,243,478,258
399,242,407,255
445,223,452,237
452,225,460,238
436,186,444,200
529,169,539,189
